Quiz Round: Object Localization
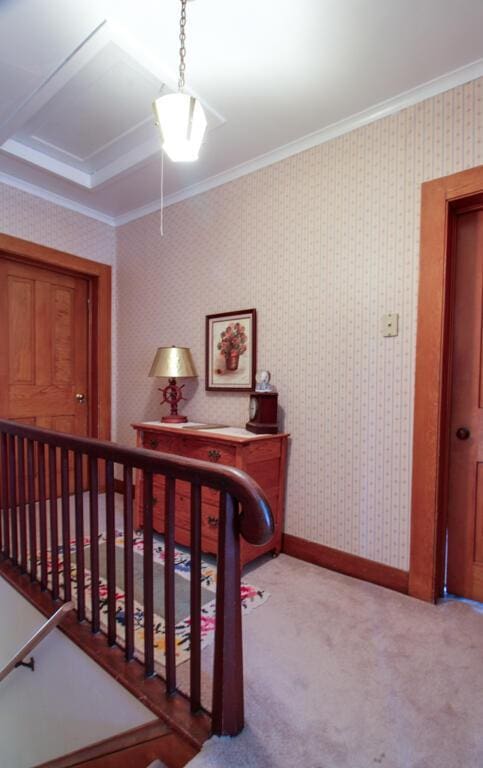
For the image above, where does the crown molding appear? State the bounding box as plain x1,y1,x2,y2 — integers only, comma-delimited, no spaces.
115,57,483,225
0,172,116,226
115,198,163,227
2,58,483,228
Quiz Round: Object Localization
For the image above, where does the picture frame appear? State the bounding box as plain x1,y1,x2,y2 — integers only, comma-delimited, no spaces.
205,309,257,391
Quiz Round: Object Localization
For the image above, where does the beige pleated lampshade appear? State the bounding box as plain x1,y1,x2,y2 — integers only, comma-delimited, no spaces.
149,346,197,378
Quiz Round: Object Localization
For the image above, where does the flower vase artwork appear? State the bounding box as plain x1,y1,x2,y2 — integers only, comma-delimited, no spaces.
217,322,247,373
205,308,256,391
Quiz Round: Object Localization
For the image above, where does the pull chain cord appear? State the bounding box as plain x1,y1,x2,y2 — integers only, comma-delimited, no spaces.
178,0,187,91
160,149,164,236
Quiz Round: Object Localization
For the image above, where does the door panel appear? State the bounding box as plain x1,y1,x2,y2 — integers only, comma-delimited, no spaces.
447,208,483,600
0,257,89,436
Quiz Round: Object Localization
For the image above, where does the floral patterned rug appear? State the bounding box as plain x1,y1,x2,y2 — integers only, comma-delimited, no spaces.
45,531,269,669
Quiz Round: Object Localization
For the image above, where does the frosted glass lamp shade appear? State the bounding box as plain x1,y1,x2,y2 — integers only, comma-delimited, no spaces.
153,92,207,162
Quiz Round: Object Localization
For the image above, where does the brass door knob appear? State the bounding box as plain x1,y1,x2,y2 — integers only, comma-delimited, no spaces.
75,393,86,404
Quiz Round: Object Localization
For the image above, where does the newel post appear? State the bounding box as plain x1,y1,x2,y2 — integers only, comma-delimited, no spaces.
212,491,244,736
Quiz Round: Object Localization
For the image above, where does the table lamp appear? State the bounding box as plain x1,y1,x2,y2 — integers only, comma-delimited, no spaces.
149,346,197,423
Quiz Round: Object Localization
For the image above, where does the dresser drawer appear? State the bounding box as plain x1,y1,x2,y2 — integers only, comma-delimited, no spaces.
180,438,235,466
175,491,220,532
147,475,219,508
142,431,234,467
141,430,180,453
175,478,219,506
152,491,219,549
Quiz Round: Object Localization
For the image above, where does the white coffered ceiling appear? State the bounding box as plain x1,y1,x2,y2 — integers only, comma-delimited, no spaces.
1,0,483,226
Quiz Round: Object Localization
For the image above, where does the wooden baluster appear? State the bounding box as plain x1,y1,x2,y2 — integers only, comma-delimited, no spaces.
143,471,154,677
89,457,100,633
49,446,59,599
212,492,244,736
105,460,116,646
17,437,27,573
61,448,71,602
27,440,36,580
165,476,176,695
8,435,18,565
123,465,134,660
38,443,48,590
0,432,9,557
74,451,85,620
190,482,202,712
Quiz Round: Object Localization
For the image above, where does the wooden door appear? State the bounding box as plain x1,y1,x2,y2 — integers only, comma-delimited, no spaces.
0,257,89,435
447,207,483,600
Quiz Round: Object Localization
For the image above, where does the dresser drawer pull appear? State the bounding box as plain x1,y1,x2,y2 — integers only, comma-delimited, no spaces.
147,438,159,449
144,497,157,513
208,449,221,462
207,515,219,528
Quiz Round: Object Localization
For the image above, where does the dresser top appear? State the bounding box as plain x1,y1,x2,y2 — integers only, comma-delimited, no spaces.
132,420,289,444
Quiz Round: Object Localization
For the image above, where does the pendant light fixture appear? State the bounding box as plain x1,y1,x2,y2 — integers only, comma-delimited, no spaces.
153,0,207,162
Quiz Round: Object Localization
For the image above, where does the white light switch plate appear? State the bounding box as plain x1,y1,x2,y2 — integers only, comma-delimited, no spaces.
382,313,399,337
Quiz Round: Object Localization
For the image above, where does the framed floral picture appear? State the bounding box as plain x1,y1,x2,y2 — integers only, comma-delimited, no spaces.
205,309,257,391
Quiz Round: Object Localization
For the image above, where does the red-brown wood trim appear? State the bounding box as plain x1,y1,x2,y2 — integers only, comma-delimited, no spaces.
282,534,409,594
0,559,211,750
33,720,197,768
34,721,169,768
409,165,483,603
0,233,111,441
71,734,194,768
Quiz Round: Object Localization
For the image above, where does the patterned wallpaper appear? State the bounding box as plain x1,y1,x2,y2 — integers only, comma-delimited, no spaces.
116,78,483,571
117,78,483,570
7,79,480,572
0,184,116,265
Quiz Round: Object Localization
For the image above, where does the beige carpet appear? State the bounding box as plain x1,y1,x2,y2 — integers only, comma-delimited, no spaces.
187,554,483,768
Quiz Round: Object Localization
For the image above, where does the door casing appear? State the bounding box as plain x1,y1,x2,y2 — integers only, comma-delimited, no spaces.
0,233,111,441
409,165,483,602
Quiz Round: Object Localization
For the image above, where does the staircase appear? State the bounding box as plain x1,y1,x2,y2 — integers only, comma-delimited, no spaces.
33,720,196,768
0,419,274,764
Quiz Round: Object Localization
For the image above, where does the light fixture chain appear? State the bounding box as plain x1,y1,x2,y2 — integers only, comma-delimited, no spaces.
178,0,187,91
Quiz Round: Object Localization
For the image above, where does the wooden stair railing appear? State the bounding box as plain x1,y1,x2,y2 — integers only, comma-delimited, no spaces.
0,600,74,683
0,419,273,737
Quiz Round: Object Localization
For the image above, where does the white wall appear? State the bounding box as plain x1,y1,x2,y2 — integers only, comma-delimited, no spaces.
0,579,153,768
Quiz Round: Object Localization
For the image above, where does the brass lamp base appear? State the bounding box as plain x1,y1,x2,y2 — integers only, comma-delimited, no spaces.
161,414,187,423
158,377,188,422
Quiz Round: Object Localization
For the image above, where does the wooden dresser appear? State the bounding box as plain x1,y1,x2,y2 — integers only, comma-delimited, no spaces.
132,422,289,567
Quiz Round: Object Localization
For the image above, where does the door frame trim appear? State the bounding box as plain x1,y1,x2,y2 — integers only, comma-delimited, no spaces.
0,233,111,440
409,165,483,602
